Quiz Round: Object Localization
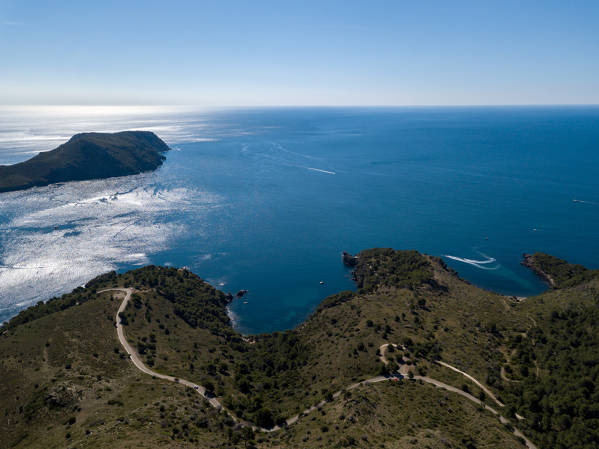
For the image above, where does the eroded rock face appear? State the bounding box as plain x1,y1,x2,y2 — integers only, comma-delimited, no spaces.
342,251,358,267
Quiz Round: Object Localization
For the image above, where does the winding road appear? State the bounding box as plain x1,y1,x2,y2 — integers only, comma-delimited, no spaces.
436,360,505,407
103,288,538,447
379,344,536,449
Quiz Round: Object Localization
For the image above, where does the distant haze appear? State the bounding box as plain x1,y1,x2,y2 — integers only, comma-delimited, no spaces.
1,1,598,106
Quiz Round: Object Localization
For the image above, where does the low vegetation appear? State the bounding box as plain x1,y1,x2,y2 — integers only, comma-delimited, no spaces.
2,247,598,448
525,252,598,288
501,277,599,449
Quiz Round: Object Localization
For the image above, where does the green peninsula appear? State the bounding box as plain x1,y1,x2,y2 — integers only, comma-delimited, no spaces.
0,131,170,193
1,249,598,449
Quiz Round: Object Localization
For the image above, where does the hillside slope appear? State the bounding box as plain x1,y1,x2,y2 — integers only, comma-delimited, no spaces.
1,249,597,448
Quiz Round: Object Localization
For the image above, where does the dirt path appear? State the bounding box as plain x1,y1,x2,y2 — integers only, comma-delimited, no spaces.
436,360,504,407
103,288,279,431
103,288,537,447
379,344,536,449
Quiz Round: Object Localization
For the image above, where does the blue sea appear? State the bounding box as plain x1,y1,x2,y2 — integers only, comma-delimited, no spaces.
0,106,598,334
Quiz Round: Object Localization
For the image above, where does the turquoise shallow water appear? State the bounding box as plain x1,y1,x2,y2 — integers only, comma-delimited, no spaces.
1,106,598,333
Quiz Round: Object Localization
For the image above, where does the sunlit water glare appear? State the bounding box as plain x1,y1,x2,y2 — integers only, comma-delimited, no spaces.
1,106,598,333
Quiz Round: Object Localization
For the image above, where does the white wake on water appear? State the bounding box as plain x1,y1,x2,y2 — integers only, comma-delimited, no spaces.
443,254,499,270
306,167,336,175
573,199,599,206
239,142,337,175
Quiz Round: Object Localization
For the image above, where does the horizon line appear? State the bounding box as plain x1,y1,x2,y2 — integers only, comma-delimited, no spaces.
1,103,598,109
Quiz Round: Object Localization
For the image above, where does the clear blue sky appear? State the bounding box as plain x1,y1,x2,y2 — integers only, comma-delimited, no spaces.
1,0,598,106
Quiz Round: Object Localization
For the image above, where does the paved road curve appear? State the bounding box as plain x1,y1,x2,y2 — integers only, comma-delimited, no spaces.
103,288,539,447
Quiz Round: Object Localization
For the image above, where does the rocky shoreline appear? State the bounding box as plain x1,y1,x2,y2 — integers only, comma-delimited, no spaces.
342,251,358,267
521,253,556,288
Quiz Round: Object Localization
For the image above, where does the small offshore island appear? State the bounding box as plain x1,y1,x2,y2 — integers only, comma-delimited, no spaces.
0,131,170,193
1,248,598,449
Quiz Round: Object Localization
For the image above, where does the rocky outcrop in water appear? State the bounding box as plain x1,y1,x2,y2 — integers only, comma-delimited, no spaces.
342,251,358,267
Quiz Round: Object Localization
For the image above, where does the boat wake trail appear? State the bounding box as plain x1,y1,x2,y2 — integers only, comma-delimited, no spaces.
573,199,599,206
306,167,336,175
443,255,499,270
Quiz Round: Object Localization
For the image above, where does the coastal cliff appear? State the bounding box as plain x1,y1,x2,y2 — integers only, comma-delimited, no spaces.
0,131,170,193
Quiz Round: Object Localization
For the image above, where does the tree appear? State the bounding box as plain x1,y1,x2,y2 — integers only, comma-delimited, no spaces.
379,364,390,376
118,312,128,325
255,408,275,429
